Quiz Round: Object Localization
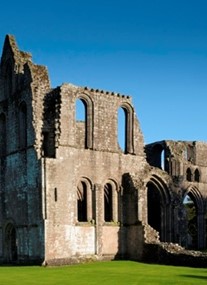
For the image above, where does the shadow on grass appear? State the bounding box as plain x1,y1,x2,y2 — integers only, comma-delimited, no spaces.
181,275,207,280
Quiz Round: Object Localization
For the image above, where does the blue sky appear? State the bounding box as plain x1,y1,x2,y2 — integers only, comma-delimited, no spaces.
1,0,207,144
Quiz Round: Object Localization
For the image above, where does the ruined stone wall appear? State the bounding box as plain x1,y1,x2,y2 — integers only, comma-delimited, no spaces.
0,35,50,263
42,83,147,262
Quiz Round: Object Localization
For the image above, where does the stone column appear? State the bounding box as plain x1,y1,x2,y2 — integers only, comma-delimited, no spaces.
95,183,103,256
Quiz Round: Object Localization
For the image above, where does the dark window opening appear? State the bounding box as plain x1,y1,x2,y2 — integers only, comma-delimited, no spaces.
77,181,87,222
186,168,192,182
104,183,113,222
194,169,200,182
54,188,57,202
5,224,17,262
42,131,55,158
147,182,161,235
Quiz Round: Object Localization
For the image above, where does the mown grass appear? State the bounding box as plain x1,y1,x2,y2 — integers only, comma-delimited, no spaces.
0,261,207,285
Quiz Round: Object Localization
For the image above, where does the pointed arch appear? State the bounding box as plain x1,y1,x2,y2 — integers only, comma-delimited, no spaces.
186,168,192,182
117,103,134,154
146,174,171,241
183,186,205,249
194,168,200,182
75,94,93,149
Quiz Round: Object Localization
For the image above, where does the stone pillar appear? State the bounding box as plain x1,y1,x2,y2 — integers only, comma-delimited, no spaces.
95,183,103,256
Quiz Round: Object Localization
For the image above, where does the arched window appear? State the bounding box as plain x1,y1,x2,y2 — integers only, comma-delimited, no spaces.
104,183,113,222
194,169,200,182
75,96,93,149
118,107,127,152
104,181,119,223
5,223,17,262
117,104,133,154
186,168,192,182
77,178,94,222
0,113,6,156
77,181,87,222
19,102,27,149
183,193,198,249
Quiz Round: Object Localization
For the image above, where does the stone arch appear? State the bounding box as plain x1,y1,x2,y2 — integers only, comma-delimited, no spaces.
77,177,94,222
183,186,205,249
146,174,171,241
117,103,134,154
186,167,192,182
4,222,17,263
103,179,119,222
194,168,200,182
19,101,27,149
75,94,94,149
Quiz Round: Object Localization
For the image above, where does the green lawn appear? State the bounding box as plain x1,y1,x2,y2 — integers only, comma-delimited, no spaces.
0,261,207,285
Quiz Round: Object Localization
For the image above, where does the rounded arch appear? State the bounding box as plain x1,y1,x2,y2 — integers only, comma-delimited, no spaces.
146,174,171,241
105,178,119,192
117,102,134,154
76,176,94,222
75,94,94,149
103,178,120,223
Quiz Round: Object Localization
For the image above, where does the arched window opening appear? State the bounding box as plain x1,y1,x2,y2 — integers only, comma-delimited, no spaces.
194,169,200,182
0,114,6,156
75,98,87,149
76,98,86,121
118,107,127,153
186,168,192,182
161,149,165,170
19,102,27,149
150,144,165,170
42,131,55,158
5,223,17,262
147,182,161,236
104,183,113,222
77,181,87,222
183,194,198,249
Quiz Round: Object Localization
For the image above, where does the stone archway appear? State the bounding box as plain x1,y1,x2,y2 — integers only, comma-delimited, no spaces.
183,186,205,250
4,223,17,263
147,174,171,242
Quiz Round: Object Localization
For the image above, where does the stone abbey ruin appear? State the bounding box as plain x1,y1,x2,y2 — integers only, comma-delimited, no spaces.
0,35,207,266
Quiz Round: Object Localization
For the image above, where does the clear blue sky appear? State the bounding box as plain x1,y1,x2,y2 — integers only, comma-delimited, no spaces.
1,0,207,144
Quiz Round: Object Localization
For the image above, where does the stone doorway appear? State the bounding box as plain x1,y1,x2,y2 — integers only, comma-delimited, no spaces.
5,223,17,263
